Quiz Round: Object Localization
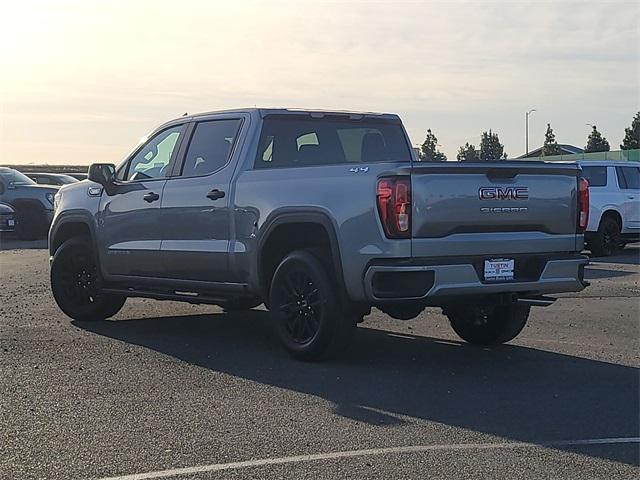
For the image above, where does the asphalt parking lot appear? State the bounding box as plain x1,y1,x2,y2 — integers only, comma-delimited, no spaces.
1,239,638,479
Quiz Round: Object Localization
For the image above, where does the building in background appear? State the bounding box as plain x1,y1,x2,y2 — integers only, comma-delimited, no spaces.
518,144,584,159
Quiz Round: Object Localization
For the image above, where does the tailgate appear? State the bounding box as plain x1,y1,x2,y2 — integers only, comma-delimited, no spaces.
410,162,581,257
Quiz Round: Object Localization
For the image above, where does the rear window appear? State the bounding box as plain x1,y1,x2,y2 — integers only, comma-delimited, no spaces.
254,117,411,169
580,166,607,187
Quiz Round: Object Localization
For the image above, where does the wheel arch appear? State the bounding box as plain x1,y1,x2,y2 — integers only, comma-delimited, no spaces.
256,208,346,302
600,209,623,230
49,210,98,256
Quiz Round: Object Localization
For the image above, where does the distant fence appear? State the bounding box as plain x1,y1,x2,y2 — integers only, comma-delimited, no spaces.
518,149,640,163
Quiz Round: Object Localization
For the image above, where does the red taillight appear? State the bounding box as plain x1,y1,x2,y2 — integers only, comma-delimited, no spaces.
377,177,411,238
577,177,589,233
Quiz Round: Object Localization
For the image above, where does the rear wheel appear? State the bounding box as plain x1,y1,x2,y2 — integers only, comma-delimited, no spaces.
269,250,355,360
51,236,125,321
444,303,530,345
589,216,621,257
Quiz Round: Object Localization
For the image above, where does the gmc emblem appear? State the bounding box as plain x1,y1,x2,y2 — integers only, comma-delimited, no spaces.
479,186,529,200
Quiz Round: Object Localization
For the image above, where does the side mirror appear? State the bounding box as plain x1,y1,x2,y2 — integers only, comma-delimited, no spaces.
88,163,116,186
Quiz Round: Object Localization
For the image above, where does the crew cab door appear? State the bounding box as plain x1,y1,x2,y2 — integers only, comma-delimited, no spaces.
99,124,186,277
160,115,246,282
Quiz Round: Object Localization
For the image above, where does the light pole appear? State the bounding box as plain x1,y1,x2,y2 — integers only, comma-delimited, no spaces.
525,109,536,156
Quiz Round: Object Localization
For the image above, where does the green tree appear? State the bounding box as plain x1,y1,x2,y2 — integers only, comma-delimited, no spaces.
479,129,505,161
419,129,447,161
457,143,479,162
584,125,610,153
621,112,640,150
542,123,562,156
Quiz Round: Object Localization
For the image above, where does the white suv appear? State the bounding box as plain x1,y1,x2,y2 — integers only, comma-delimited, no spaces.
579,161,640,256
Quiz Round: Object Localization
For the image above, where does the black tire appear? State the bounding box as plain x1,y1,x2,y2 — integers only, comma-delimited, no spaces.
218,297,263,312
15,203,46,240
269,250,355,361
444,303,530,346
51,236,126,321
588,216,621,257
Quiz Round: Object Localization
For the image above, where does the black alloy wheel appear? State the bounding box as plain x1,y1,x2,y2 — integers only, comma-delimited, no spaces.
51,237,125,321
590,216,621,257
269,250,355,360
277,269,323,344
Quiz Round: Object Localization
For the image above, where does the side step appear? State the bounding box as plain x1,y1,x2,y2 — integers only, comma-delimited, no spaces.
102,287,235,305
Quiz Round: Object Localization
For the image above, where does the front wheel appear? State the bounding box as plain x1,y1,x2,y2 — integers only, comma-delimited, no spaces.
51,237,126,321
269,250,355,360
444,303,530,346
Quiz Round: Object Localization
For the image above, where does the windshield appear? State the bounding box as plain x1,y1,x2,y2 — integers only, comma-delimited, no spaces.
0,168,36,186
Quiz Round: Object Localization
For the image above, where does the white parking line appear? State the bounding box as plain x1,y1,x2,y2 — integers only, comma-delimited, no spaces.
98,436,640,480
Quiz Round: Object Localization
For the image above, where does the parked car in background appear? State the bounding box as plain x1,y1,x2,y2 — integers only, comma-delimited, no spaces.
0,167,58,240
579,161,640,256
68,173,88,181
0,202,17,233
24,172,79,186
49,108,589,360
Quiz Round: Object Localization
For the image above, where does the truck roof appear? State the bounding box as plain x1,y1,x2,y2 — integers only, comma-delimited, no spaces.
181,107,401,122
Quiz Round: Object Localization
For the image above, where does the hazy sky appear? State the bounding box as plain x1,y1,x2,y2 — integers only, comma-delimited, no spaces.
1,0,638,165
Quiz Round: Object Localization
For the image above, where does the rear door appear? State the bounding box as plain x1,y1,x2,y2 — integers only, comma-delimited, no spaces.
159,114,246,282
410,162,580,258
99,124,185,277
615,166,640,232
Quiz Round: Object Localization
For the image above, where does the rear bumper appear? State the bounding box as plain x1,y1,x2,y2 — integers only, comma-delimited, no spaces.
364,253,589,303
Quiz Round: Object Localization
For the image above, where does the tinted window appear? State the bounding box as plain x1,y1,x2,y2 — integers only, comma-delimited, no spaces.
58,175,78,184
124,125,183,181
254,117,411,169
0,168,35,186
580,166,607,187
181,119,242,177
616,166,640,189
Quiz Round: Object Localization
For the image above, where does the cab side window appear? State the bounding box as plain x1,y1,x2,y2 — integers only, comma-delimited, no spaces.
123,125,184,181
180,119,242,177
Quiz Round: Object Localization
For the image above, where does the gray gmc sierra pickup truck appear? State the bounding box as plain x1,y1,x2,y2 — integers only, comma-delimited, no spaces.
49,108,590,360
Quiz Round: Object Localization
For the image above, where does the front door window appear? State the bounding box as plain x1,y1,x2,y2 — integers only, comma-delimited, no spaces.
122,125,183,181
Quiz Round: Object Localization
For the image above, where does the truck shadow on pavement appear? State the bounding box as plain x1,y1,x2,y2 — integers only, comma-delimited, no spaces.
77,310,640,467
589,245,640,266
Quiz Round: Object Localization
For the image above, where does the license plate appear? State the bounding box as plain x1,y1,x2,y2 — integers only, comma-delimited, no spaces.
484,258,514,281
7,219,15,226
